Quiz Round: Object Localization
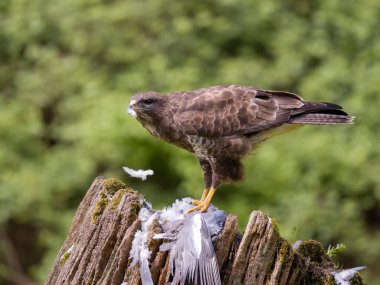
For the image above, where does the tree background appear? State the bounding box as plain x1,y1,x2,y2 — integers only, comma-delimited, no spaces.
0,0,379,284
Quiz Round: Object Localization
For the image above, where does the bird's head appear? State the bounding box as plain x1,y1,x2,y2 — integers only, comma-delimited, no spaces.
128,91,168,123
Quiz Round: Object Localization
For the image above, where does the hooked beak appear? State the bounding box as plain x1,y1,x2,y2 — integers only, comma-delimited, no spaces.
128,100,138,118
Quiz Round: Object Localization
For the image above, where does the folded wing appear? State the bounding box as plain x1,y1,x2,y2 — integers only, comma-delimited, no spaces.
173,85,305,138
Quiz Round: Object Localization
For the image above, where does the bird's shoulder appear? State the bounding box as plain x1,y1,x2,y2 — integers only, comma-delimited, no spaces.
168,85,256,109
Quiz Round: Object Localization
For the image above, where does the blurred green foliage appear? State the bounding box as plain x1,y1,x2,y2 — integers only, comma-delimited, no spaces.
1,0,380,283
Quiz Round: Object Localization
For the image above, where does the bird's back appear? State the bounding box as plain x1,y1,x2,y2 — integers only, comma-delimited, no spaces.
168,85,353,140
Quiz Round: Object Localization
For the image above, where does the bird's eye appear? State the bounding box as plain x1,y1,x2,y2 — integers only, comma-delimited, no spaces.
143,99,155,105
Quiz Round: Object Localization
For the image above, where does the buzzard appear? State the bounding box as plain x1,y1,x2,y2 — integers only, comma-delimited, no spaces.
128,85,353,213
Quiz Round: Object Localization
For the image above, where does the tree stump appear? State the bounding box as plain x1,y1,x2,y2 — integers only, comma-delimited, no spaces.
45,177,366,285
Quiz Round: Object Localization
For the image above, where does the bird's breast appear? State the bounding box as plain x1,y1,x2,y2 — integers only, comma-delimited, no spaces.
185,136,212,159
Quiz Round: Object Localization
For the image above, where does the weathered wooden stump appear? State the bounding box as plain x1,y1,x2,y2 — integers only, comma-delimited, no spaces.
45,177,365,285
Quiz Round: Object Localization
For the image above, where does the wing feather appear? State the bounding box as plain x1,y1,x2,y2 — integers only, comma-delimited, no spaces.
172,85,304,138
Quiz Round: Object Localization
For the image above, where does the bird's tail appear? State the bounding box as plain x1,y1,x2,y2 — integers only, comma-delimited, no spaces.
288,102,355,125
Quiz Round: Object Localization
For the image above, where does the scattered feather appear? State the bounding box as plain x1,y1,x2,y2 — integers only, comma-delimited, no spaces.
130,227,155,284
123,167,154,180
59,244,74,264
129,202,157,285
332,266,366,285
65,244,74,255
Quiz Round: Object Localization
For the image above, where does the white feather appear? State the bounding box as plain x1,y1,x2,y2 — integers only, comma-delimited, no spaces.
192,214,203,257
158,198,193,224
138,207,152,223
59,244,75,263
332,266,366,285
123,167,154,180
128,107,137,118
129,209,157,285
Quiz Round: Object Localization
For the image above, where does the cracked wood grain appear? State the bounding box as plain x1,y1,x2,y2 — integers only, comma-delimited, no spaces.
46,177,365,285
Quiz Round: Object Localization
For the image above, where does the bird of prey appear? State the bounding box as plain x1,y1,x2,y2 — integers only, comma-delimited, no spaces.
128,85,354,213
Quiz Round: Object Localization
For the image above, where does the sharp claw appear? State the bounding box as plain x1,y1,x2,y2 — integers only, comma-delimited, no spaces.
188,187,215,214
186,202,209,213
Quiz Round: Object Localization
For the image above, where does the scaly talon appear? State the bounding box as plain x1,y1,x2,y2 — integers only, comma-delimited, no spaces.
187,187,216,214
187,201,210,213
191,188,210,206
192,199,202,206
200,188,209,201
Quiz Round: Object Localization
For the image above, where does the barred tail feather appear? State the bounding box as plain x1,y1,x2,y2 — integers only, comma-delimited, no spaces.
289,101,355,125
289,113,354,125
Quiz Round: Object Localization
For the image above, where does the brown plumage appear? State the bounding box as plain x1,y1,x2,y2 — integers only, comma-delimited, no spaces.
128,85,354,212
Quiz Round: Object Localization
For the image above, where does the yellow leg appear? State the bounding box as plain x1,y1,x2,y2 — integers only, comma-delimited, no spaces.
187,187,216,213
192,188,210,206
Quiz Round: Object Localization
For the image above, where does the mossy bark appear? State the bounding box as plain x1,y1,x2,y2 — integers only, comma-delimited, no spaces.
46,177,366,285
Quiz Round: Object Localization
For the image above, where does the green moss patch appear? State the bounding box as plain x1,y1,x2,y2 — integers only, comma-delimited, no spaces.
111,188,137,209
102,178,126,196
59,252,71,266
91,178,139,222
129,201,142,219
278,240,290,263
271,218,280,234
91,196,109,223
59,245,74,266
296,240,327,263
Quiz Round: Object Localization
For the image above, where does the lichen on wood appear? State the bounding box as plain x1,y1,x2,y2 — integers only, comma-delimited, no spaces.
91,178,138,223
